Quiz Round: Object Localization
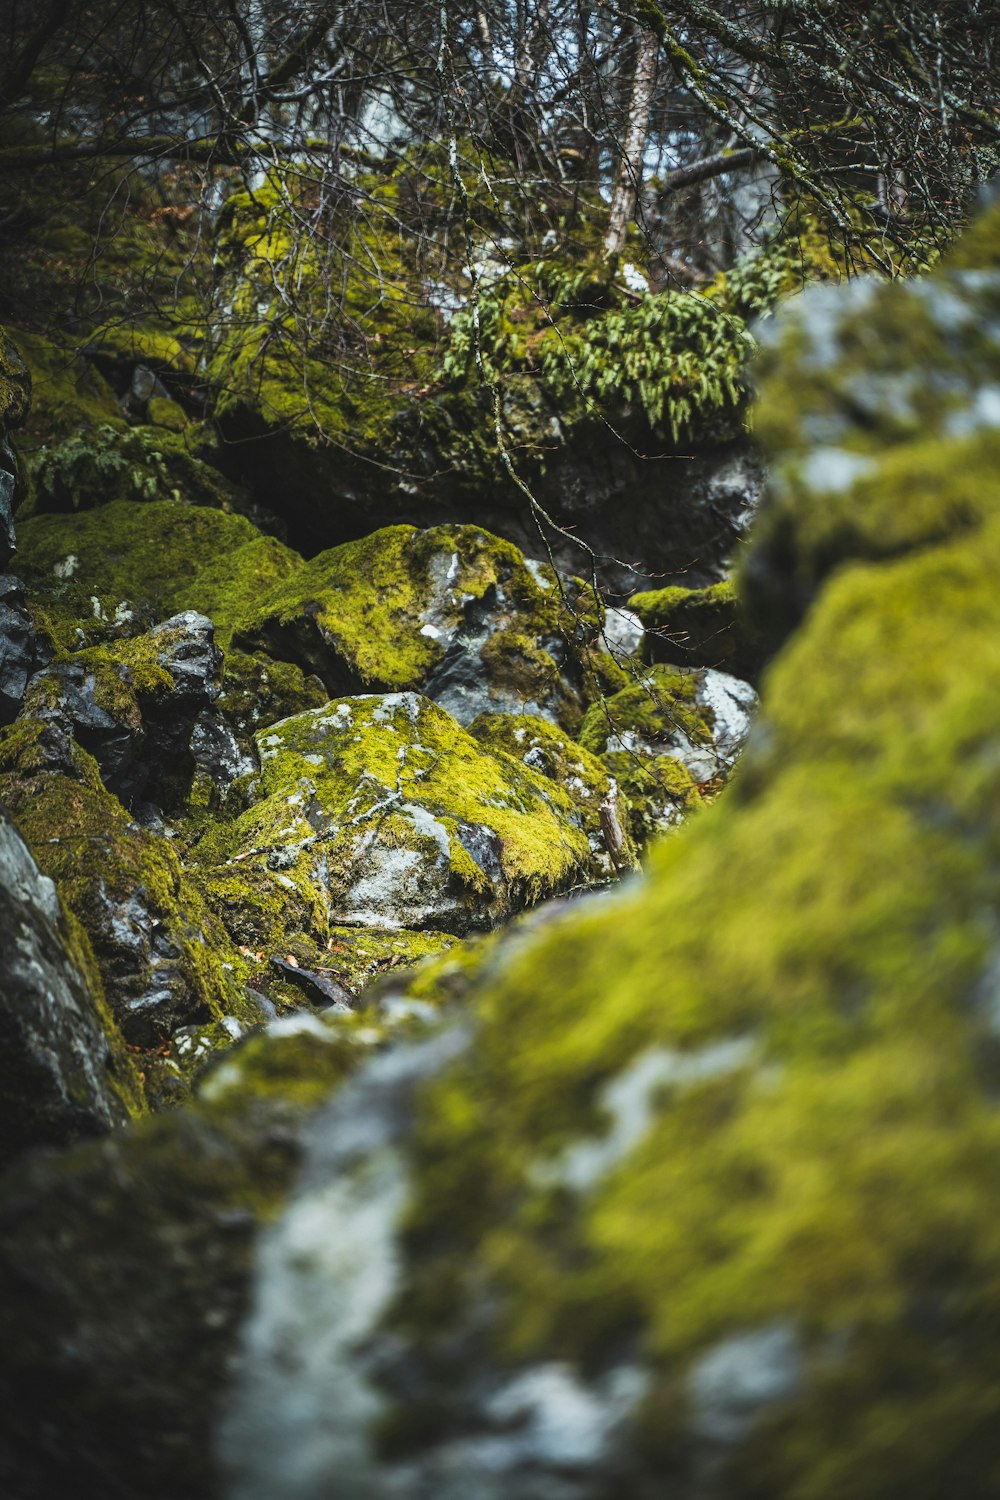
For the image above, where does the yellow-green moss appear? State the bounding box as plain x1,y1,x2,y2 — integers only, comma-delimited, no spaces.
0,730,249,1045
16,498,303,646
629,578,765,679
235,523,594,729
578,662,712,756
196,693,598,936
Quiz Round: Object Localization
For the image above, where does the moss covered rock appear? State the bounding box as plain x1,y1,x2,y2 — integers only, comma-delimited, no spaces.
21,610,228,814
235,522,599,733
16,497,302,647
0,801,144,1162
196,692,600,938
0,1005,378,1500
199,196,1000,1500
578,661,756,841
742,199,1000,648
629,578,767,681
0,725,248,1046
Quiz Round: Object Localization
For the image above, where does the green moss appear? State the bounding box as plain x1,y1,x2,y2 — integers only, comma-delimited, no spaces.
196,693,598,936
629,578,766,680
469,711,637,873
0,731,248,1046
0,328,31,431
742,260,1000,645
235,522,595,729
578,662,711,756
11,329,121,447
367,217,1000,1496
941,193,1000,270
16,498,303,646
146,395,190,430
216,647,327,737
209,166,443,462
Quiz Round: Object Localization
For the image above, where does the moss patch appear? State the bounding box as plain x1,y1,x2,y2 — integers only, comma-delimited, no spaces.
16,498,303,646
629,578,766,681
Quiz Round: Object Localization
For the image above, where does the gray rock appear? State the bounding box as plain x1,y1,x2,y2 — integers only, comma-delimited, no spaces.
0,575,50,723
0,803,133,1163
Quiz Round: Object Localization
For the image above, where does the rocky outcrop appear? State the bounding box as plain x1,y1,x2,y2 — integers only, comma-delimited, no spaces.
0,803,142,1163
0,186,979,1500
0,574,51,724
196,195,1000,1500
0,727,250,1046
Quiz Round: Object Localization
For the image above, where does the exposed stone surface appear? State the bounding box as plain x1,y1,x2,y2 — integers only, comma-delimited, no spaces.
0,574,50,723
0,803,142,1163
0,729,249,1046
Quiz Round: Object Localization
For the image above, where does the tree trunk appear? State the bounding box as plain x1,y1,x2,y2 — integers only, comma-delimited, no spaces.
603,26,657,260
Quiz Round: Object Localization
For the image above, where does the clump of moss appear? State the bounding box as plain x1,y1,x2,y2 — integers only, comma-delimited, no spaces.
629,578,766,681
11,329,120,448
16,497,303,646
215,647,327,742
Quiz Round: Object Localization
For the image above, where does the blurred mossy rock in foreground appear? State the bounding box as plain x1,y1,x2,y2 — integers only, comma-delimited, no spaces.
4,200,1000,1499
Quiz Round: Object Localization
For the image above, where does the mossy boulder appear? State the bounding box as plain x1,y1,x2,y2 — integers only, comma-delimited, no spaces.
196,692,600,938
206,167,763,587
0,725,248,1046
741,212,1000,648
0,1007,375,1500
234,523,599,733
578,662,757,840
629,579,767,682
470,711,637,877
22,610,227,814
0,801,144,1163
15,497,302,647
